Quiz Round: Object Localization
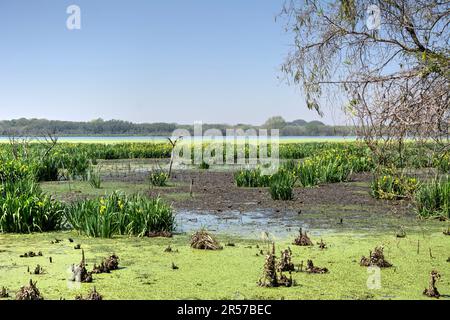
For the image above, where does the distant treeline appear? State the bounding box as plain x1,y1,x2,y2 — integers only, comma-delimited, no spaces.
0,117,355,137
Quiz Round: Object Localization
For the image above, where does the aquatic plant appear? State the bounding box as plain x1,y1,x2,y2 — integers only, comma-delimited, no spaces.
64,192,174,238
370,169,419,200
234,168,271,188
199,161,210,170
434,152,450,173
0,178,64,233
33,156,60,181
0,160,33,183
147,168,169,187
423,270,441,298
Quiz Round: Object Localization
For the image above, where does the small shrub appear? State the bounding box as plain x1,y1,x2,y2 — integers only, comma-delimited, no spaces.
415,176,449,218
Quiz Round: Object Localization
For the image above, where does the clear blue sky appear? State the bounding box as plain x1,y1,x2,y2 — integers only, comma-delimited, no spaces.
0,0,346,125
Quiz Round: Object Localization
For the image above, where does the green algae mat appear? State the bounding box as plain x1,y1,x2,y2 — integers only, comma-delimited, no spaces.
1,230,449,300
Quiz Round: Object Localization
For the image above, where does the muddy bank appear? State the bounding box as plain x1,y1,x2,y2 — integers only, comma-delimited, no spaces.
45,163,413,218
148,171,411,214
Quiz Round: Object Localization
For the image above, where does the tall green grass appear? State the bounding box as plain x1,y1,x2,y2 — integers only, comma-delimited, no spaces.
0,160,33,183
415,176,450,218
234,168,271,187
370,168,419,200
64,192,175,238
0,179,64,233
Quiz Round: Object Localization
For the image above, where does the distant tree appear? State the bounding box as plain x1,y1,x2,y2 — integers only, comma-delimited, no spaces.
263,116,287,129
308,120,325,126
290,119,308,126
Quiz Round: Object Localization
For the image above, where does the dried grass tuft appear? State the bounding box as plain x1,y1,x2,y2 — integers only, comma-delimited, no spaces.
293,228,313,246
360,246,392,268
306,259,329,274
15,279,43,300
190,230,222,250
75,287,103,300
423,270,441,298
